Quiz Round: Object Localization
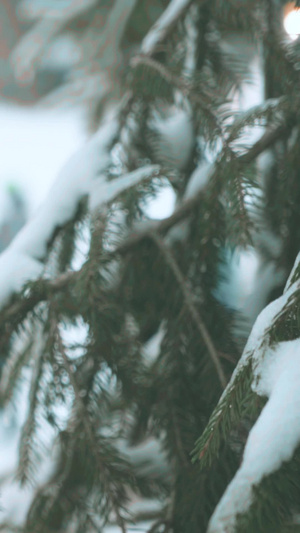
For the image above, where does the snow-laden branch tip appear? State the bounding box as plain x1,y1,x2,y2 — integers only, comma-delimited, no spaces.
0,121,288,316
0,115,159,310
284,250,300,292
89,165,160,213
207,275,300,532
140,0,193,56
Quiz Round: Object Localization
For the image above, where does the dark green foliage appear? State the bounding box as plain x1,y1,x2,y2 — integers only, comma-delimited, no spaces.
2,1,300,532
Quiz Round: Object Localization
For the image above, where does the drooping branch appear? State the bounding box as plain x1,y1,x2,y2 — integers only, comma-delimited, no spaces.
55,324,128,533
151,232,227,389
140,0,195,56
0,122,291,334
117,121,290,254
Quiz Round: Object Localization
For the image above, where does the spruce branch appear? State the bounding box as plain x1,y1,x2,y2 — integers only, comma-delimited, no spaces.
140,0,195,57
130,54,227,143
17,340,46,485
192,357,254,467
55,324,129,533
151,232,227,389
170,405,191,469
0,122,291,354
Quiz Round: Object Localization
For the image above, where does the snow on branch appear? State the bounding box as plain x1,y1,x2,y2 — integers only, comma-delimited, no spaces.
89,165,160,212
0,122,289,325
205,271,300,532
0,115,158,310
140,0,194,56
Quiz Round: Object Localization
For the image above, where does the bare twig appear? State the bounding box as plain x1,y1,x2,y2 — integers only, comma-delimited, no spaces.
116,122,289,255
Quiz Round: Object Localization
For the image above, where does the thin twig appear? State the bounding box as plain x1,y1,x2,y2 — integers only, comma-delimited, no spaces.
151,232,227,389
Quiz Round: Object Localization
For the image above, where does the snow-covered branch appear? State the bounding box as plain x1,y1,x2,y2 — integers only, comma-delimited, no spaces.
0,115,158,310
206,272,300,531
0,121,288,329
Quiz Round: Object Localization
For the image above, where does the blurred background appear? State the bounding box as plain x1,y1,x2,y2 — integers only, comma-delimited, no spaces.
0,0,87,251
0,0,300,529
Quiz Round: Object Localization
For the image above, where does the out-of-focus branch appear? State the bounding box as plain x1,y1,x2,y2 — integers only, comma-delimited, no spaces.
140,0,195,56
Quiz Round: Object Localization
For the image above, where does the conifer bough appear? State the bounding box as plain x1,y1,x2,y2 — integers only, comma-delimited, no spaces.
1,1,300,532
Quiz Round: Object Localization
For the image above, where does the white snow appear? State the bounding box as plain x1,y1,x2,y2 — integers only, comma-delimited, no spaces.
208,277,300,532
285,251,300,292
143,324,165,365
0,249,43,306
10,117,118,261
208,338,300,533
0,110,162,309
141,0,191,55
143,182,176,220
184,160,214,200
89,164,160,213
149,106,194,171
0,117,118,306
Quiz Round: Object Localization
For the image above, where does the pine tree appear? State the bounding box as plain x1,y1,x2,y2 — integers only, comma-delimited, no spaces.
2,0,300,531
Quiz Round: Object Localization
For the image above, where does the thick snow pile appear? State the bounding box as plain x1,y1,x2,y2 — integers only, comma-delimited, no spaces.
208,279,300,532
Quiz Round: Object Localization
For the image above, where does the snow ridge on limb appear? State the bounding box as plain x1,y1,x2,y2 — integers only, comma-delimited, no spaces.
194,271,300,532
0,114,159,310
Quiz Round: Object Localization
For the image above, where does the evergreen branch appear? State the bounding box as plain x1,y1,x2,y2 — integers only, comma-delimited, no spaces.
151,232,227,389
239,124,291,165
55,325,128,533
140,0,195,56
192,357,253,467
24,432,79,532
117,121,290,252
130,55,226,142
0,123,290,340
